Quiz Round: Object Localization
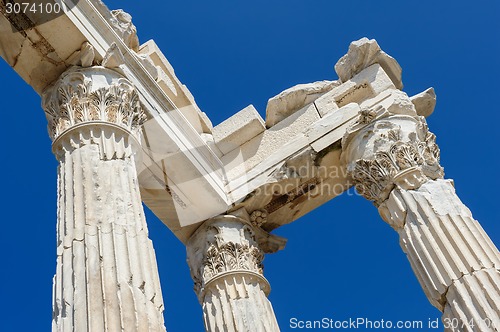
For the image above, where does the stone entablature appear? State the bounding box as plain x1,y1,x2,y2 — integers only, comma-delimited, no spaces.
0,0,438,240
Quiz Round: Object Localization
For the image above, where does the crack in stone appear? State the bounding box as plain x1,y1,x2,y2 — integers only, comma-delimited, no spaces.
439,267,499,311
11,41,23,68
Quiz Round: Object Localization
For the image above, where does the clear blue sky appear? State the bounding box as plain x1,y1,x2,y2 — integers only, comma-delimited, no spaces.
0,1,499,331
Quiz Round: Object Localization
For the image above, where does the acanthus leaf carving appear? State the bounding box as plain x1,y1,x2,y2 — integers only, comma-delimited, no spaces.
201,241,264,283
190,218,267,299
42,68,146,141
349,121,444,204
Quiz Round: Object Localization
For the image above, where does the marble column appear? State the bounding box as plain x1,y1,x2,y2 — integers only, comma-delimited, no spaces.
342,105,500,331
186,214,281,332
42,66,166,331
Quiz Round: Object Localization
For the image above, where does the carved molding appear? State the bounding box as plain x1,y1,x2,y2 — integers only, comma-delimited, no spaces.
42,67,146,141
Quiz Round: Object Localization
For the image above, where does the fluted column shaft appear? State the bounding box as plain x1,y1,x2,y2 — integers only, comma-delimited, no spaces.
42,67,166,331
342,102,500,331
187,215,280,332
381,180,500,331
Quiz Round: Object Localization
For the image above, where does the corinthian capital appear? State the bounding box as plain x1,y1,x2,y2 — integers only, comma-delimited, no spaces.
342,105,444,205
41,66,146,142
187,215,269,302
